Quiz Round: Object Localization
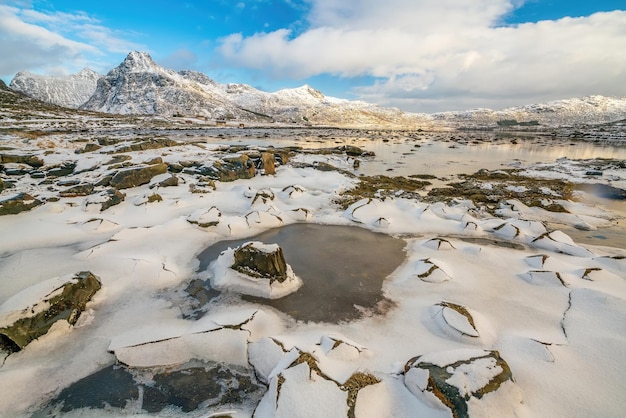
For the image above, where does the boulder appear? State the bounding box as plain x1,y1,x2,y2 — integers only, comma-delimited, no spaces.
0,193,42,216
0,272,101,352
0,153,44,168
232,242,288,283
47,161,77,177
404,349,522,418
205,155,255,182
59,183,95,197
110,163,168,189
100,188,126,211
261,152,275,175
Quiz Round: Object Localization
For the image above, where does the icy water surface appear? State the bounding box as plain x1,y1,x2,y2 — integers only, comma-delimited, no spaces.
197,223,407,322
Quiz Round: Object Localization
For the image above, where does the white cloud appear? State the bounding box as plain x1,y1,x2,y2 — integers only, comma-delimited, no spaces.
217,0,626,112
0,4,143,79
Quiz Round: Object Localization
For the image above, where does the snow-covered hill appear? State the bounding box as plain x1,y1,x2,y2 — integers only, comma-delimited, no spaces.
8,51,626,127
9,68,100,108
434,96,626,127
77,52,431,127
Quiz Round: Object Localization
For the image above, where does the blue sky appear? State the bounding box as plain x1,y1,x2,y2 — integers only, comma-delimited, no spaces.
1,0,625,112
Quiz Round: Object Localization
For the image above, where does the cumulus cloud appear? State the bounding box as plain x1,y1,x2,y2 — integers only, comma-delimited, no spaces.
0,4,143,79
216,0,626,112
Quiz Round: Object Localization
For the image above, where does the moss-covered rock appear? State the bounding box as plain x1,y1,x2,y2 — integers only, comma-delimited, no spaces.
0,271,101,352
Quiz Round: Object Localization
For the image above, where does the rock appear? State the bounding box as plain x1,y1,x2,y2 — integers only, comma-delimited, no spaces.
47,161,77,177
261,152,275,175
96,188,126,212
404,349,522,418
0,193,43,216
75,143,102,154
156,174,179,188
59,183,95,197
111,138,179,153
232,242,288,283
0,272,101,352
205,155,255,182
0,177,14,192
110,163,168,189
0,153,44,168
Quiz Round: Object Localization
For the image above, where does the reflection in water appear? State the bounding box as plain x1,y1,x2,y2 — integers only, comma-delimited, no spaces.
197,224,407,323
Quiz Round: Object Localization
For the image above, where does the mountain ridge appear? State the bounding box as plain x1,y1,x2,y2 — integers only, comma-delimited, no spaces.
8,51,626,127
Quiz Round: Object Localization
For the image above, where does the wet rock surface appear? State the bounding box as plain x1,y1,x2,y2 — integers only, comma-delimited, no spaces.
41,361,264,414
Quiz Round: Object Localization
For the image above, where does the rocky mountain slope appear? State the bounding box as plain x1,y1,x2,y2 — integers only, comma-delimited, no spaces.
8,51,626,127
10,68,100,108
79,52,429,127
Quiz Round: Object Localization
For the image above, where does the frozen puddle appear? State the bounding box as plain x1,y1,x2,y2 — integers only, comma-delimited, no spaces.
197,223,407,322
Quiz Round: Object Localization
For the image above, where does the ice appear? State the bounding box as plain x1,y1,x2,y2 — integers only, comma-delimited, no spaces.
1,124,625,417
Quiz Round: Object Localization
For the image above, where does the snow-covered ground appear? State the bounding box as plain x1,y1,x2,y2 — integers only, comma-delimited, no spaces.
0,123,625,417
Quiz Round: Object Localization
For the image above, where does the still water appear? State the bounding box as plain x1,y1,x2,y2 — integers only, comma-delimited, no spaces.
197,223,407,323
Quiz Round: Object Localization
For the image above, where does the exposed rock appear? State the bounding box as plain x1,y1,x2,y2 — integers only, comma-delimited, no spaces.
0,177,14,192
404,349,521,418
0,272,101,352
100,188,126,211
0,153,44,168
209,155,256,182
0,193,42,216
47,161,77,177
261,152,275,175
59,183,95,197
232,242,288,283
155,174,179,187
111,138,180,154
110,163,168,189
75,143,102,154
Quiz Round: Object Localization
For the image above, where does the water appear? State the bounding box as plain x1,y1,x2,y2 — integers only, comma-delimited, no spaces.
197,223,407,323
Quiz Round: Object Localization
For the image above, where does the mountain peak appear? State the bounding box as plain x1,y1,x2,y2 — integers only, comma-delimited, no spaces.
120,51,157,72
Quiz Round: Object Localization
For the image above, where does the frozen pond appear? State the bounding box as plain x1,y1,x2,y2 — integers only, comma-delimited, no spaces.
197,223,407,322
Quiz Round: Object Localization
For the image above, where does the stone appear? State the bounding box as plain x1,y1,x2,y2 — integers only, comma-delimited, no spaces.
232,242,288,283
100,188,126,211
0,153,44,168
0,177,14,192
404,349,521,418
205,155,255,182
156,174,179,187
0,271,101,352
0,193,42,216
261,152,275,175
75,143,102,154
59,183,95,197
110,163,168,189
47,161,77,177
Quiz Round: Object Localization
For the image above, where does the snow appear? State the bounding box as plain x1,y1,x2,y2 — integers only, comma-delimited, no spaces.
1,118,625,417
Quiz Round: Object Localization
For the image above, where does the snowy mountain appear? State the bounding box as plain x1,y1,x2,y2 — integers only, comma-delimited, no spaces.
9,68,100,108
77,51,430,126
80,52,270,121
8,51,626,127
434,96,626,127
